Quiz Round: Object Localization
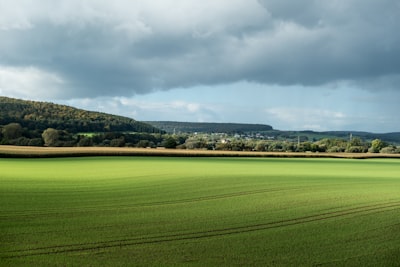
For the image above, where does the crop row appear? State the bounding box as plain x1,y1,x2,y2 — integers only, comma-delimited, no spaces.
3,200,399,259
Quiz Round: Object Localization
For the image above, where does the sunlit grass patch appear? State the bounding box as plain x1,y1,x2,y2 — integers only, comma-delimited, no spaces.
1,157,400,266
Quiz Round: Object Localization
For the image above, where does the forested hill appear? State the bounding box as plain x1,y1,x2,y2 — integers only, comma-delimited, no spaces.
0,97,163,133
146,121,273,133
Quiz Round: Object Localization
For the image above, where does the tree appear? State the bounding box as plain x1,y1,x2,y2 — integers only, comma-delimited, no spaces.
13,137,30,146
78,136,93,147
380,146,397,154
327,146,345,153
346,137,367,153
2,123,23,140
163,137,177,149
110,137,125,147
28,138,44,147
346,146,366,153
184,137,207,149
255,141,268,151
369,139,385,153
136,140,150,148
317,138,347,152
349,137,363,147
42,128,59,146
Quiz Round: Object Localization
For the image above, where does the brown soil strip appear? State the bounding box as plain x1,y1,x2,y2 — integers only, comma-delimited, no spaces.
1,145,400,158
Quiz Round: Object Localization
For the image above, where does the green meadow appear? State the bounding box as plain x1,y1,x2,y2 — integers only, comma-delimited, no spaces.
1,157,400,266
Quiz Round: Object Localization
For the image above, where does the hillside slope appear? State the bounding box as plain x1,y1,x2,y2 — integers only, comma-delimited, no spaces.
0,97,162,133
146,121,273,133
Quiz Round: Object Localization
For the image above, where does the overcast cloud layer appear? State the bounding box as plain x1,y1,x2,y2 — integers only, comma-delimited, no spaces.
1,1,400,132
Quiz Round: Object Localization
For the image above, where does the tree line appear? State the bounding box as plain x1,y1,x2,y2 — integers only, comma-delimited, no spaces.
0,123,165,148
146,121,273,134
1,123,398,154
166,134,400,154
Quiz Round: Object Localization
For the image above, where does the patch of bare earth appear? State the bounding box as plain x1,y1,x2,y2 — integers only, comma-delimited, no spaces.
1,145,400,158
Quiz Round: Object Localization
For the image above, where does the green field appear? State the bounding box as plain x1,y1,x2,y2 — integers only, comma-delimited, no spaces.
1,157,400,266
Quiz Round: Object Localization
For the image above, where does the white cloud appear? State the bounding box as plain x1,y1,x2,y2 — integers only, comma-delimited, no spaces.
1,1,400,132
265,107,347,131
62,96,219,123
2,0,400,99
0,65,65,99
0,0,267,33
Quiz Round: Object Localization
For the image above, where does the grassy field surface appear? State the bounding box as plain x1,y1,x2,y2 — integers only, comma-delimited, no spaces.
1,157,400,266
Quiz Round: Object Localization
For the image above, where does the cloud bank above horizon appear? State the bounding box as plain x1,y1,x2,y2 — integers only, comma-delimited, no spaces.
1,1,400,132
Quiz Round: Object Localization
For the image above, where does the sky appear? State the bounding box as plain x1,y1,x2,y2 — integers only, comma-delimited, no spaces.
1,0,400,133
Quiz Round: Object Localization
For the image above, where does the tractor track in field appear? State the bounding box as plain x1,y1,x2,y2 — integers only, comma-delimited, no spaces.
0,187,300,220
2,201,400,259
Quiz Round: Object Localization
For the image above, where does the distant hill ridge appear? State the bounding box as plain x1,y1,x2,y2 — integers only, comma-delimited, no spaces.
145,121,273,133
0,96,162,133
147,121,400,144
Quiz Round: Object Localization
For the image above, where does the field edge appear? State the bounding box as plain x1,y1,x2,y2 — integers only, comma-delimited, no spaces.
1,145,400,159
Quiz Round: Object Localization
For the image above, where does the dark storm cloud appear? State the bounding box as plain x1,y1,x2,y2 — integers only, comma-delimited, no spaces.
1,0,400,98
